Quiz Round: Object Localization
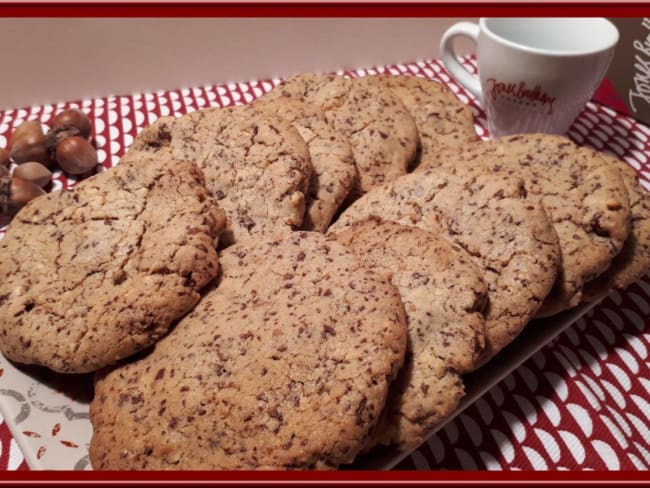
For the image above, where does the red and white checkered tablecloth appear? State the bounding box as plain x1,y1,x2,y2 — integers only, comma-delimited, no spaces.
1,58,649,471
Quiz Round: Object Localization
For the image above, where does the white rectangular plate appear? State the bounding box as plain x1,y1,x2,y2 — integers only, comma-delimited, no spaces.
351,299,601,469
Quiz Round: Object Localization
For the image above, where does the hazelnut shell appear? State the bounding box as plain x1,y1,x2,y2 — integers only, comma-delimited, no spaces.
52,109,92,139
0,175,10,215
9,120,43,150
56,136,98,175
10,132,52,167
13,162,52,188
8,176,46,214
0,148,9,168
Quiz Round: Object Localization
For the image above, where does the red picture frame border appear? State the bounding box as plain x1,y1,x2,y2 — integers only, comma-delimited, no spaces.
1,2,650,485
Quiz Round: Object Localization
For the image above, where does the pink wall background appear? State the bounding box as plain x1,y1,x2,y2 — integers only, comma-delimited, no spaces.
0,18,476,110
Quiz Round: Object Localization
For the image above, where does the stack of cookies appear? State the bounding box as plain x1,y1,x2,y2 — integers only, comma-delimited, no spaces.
0,72,648,470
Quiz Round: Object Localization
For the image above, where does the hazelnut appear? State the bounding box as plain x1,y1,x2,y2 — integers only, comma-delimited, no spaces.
13,162,52,188
0,148,9,169
52,109,92,139
56,136,98,175
9,120,43,150
7,176,45,214
0,164,8,178
0,175,10,216
10,123,52,167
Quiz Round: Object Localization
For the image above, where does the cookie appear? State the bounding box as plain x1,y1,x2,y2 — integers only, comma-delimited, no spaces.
376,75,477,165
420,134,631,316
330,168,560,363
124,104,313,246
252,97,357,232
89,232,408,470
0,155,226,373
264,73,418,194
334,218,487,450
583,153,650,299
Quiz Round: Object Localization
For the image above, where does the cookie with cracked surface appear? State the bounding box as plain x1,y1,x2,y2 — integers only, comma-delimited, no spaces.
252,96,358,232
263,73,418,194
89,232,408,470
124,104,312,246
334,218,487,450
419,134,632,316
376,75,477,165
583,153,650,300
330,168,561,364
0,155,226,373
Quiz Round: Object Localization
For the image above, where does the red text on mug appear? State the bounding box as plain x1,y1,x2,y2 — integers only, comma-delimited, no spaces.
486,78,557,114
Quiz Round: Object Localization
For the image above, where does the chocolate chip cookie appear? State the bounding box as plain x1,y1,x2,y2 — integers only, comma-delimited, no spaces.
583,153,650,300
420,134,631,316
334,218,487,450
263,73,418,195
330,168,560,363
0,155,226,373
376,75,477,165
89,232,407,470
252,97,357,232
124,105,313,246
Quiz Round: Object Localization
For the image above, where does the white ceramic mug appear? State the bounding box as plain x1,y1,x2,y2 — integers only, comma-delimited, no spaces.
440,18,619,137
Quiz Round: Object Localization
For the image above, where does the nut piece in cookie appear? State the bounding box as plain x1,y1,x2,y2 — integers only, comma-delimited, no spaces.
0,155,226,373
89,232,407,470
335,218,487,450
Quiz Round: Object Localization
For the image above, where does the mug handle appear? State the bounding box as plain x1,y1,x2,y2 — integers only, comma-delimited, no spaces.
440,22,482,101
